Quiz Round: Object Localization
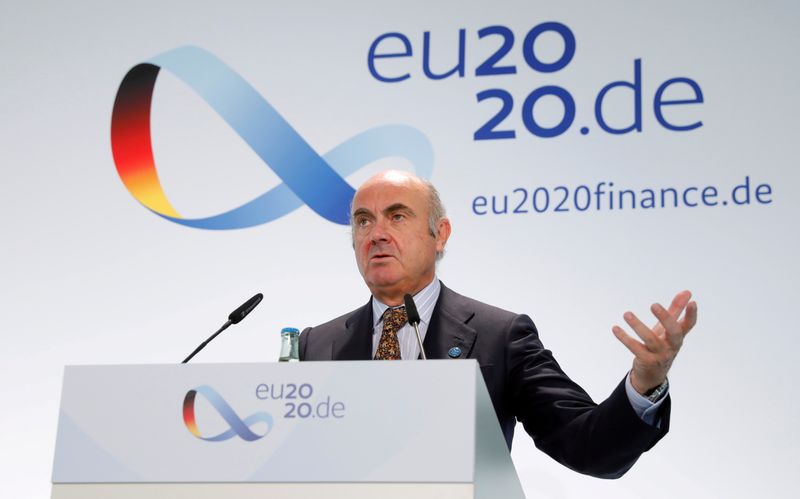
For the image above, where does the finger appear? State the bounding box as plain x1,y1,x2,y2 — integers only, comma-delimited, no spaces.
612,326,648,357
652,290,691,331
651,303,683,349
667,290,692,317
679,301,698,336
623,311,661,350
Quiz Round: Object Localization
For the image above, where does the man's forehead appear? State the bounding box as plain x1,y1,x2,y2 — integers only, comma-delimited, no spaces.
352,176,427,211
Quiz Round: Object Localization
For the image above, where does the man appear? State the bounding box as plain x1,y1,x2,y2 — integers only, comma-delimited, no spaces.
299,170,697,478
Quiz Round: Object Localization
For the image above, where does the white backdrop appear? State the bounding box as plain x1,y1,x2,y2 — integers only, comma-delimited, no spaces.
2,1,798,497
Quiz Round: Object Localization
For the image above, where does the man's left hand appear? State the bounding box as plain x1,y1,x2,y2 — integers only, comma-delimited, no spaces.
612,290,698,395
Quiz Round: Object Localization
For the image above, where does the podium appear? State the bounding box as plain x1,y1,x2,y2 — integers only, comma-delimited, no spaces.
52,360,525,498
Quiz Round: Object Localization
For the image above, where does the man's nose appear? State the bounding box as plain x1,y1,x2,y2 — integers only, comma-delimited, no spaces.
370,217,391,243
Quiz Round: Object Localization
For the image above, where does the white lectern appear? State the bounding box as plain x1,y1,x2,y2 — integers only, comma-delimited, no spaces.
52,360,525,498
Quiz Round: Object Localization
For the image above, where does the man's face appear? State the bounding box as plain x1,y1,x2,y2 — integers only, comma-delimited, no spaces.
351,173,450,305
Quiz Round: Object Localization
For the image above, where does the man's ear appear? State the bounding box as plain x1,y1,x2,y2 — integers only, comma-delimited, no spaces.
435,218,451,252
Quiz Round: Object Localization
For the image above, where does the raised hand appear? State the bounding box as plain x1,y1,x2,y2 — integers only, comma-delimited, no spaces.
612,290,698,394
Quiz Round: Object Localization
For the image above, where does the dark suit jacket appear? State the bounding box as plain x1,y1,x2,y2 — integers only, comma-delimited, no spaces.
299,283,669,478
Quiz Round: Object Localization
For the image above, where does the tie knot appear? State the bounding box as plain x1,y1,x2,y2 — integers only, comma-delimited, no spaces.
382,306,407,333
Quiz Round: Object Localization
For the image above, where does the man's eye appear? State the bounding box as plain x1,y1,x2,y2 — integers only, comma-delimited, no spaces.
357,218,371,227
392,213,406,221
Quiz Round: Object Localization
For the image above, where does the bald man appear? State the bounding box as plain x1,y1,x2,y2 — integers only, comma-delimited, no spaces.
300,171,697,478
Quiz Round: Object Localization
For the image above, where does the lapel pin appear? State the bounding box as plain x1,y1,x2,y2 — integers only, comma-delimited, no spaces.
448,346,462,358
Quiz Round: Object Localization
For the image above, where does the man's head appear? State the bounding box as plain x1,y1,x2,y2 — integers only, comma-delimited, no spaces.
351,170,451,306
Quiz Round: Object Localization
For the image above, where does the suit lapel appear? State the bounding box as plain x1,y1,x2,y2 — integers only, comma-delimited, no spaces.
330,285,478,361
332,299,374,360
424,284,477,359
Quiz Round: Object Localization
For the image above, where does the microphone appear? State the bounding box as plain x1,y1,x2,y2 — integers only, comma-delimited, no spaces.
182,293,263,364
228,293,263,324
403,293,427,360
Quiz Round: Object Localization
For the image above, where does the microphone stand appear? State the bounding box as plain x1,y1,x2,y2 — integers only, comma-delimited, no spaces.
182,320,232,364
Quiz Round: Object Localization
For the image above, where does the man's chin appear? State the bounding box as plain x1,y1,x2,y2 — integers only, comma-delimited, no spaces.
364,272,404,293
366,275,402,289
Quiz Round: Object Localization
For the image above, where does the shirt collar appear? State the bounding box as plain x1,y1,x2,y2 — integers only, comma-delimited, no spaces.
371,277,441,327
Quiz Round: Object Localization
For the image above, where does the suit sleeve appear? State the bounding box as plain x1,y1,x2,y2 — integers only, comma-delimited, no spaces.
298,327,312,361
506,314,669,478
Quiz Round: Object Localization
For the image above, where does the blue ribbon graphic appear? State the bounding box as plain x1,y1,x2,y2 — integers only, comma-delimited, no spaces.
133,46,433,229
184,385,273,442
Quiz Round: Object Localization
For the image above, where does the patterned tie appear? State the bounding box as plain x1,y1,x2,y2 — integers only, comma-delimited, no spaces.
374,306,407,360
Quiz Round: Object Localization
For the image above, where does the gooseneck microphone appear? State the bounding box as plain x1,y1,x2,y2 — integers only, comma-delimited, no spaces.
228,293,263,324
182,293,263,364
403,293,427,360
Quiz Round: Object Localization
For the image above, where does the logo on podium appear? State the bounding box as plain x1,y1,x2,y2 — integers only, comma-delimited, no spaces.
182,385,273,442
